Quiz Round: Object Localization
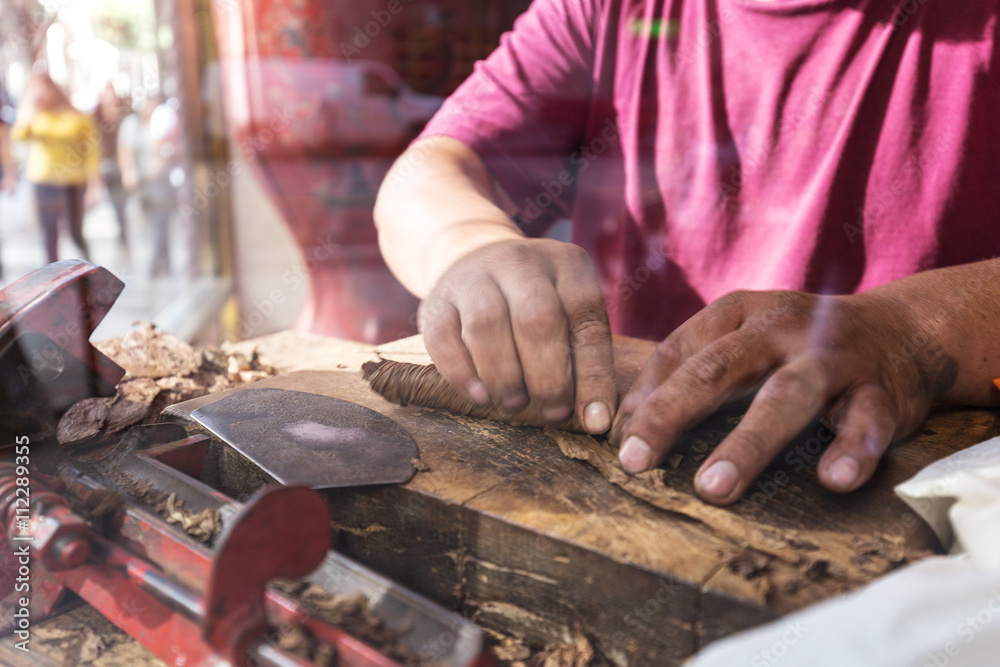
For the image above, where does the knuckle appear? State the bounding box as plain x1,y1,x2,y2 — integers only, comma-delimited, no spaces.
681,347,735,390
575,367,615,400
494,240,538,267
479,361,525,391
529,382,570,406
715,290,752,311
461,300,507,337
561,242,591,265
760,370,822,407
652,339,683,367
570,307,610,341
525,364,573,404
514,300,563,340
418,297,448,325
728,428,771,465
631,402,677,443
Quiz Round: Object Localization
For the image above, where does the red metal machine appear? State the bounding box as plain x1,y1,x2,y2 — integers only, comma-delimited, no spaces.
0,262,494,667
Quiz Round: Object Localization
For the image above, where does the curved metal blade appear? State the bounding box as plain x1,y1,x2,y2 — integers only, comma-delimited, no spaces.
191,388,417,488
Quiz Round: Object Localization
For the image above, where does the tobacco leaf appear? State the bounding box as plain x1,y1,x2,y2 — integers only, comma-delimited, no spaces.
57,397,111,445
58,323,279,447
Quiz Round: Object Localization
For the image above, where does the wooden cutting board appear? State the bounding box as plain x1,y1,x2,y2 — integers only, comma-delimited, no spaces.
164,332,1000,666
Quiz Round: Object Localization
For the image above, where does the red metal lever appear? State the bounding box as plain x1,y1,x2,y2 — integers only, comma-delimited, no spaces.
0,260,125,443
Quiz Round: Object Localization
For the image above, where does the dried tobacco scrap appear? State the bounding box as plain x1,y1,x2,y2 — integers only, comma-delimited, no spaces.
58,323,278,446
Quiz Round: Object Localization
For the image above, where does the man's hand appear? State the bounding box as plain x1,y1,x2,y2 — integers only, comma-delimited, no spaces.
420,237,617,434
611,289,958,505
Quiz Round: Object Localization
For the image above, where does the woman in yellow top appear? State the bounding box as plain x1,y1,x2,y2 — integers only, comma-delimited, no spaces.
12,73,99,263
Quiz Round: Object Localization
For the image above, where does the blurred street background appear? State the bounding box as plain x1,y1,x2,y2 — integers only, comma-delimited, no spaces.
0,168,191,338
0,0,531,345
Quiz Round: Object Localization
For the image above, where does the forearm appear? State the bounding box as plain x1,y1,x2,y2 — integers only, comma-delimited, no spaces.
860,258,1000,406
374,136,523,298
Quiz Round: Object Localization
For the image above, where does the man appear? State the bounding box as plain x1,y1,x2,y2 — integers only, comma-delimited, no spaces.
374,0,1000,505
120,95,180,278
94,84,131,256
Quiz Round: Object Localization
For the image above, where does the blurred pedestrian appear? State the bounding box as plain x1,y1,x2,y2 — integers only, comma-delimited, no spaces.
120,94,179,277
117,96,149,195
12,72,99,264
94,83,130,256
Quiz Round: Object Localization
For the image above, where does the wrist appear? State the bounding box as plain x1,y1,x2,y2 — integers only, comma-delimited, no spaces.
421,219,523,293
856,275,961,403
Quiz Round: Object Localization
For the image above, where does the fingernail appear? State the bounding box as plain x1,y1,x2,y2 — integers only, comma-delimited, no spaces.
619,436,653,473
697,461,739,499
584,402,612,434
501,393,528,410
829,457,860,489
468,381,490,405
542,405,572,422
609,414,630,446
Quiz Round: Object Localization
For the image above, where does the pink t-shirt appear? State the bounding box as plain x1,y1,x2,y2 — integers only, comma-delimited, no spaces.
419,0,1000,339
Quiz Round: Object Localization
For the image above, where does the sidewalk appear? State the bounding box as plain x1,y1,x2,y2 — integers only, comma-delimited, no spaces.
0,180,192,341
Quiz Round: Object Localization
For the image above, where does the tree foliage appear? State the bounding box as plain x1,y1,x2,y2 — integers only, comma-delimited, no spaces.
0,0,58,66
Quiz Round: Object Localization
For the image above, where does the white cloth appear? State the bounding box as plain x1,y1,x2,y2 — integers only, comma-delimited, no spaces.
688,436,1000,667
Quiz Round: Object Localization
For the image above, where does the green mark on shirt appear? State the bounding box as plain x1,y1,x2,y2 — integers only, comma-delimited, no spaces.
630,18,678,39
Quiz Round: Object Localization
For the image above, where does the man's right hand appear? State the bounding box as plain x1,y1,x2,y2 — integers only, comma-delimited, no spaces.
419,237,617,435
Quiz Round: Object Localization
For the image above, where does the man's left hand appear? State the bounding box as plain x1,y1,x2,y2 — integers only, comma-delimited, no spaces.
611,289,958,505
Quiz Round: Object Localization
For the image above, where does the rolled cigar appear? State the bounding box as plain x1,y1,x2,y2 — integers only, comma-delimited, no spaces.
362,359,585,432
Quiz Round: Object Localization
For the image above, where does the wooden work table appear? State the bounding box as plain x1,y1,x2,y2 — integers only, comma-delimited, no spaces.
165,332,1000,666
6,331,998,666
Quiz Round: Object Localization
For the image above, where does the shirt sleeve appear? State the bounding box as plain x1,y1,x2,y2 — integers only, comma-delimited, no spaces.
419,0,598,232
